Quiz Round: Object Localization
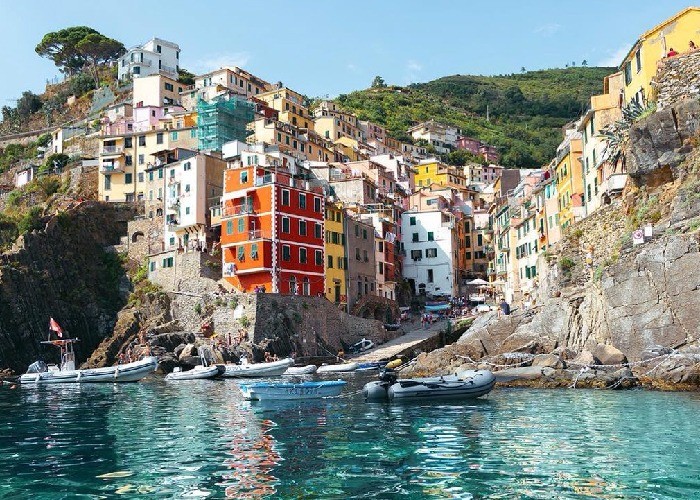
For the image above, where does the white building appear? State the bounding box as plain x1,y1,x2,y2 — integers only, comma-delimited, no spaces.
513,211,539,299
161,152,226,252
118,37,180,81
407,120,458,154
401,210,458,298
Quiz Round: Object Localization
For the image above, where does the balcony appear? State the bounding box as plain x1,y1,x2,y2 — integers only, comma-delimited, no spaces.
129,59,152,67
603,173,628,195
100,163,124,173
248,230,272,240
101,146,123,155
222,205,256,217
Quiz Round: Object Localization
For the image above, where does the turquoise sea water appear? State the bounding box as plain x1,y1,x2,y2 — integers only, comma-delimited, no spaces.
1,375,699,499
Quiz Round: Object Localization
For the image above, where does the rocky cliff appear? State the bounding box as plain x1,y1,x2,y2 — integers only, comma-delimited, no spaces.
0,201,138,374
407,98,700,390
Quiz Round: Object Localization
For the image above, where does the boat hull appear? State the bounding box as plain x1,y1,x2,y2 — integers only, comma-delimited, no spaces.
240,380,346,400
316,362,358,373
363,370,495,401
222,358,294,378
165,365,220,381
284,365,318,375
20,357,158,384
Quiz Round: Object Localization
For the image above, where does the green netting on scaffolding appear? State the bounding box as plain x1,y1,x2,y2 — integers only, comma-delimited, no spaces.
196,96,255,151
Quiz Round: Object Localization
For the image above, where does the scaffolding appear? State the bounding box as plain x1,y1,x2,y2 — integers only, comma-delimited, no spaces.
197,96,254,152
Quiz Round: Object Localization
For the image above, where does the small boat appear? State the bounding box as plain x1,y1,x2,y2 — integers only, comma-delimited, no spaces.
363,369,496,401
355,361,387,372
20,339,157,384
239,380,346,401
165,364,220,381
284,365,317,375
316,362,358,374
221,357,294,378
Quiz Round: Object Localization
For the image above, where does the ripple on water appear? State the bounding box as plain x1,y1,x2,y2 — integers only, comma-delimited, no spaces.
2,380,700,498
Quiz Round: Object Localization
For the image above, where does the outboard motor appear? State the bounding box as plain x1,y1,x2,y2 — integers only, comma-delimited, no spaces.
362,368,398,401
26,360,48,374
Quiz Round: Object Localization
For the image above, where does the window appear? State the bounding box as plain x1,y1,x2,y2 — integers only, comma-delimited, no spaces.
183,162,191,171
299,248,307,263
104,174,111,190
282,245,291,261
315,223,322,239
124,137,132,148
427,231,434,241
149,261,155,272
138,154,145,165
185,206,190,215
190,129,196,138
299,220,307,236
315,250,323,266
237,218,245,233
426,248,438,258
355,225,359,237
170,169,175,178
314,197,321,212
355,248,361,260
412,232,419,242
298,193,306,209
477,234,483,246
302,278,310,295
125,173,133,184
125,155,133,166
635,49,641,73
282,217,290,233
138,136,146,146
363,250,368,262
587,184,592,202
158,169,163,179
165,82,174,91
378,241,383,252
427,269,434,283
282,189,290,206
226,220,233,235
251,243,258,259
327,255,333,268
237,246,245,261
411,249,422,260
162,257,174,268
378,262,384,275
157,132,164,145
362,229,367,239
138,172,144,183
240,171,248,183
624,61,632,85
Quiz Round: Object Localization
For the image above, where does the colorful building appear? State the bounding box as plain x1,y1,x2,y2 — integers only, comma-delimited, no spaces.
618,7,700,105
413,159,468,190
324,202,347,307
554,130,584,230
257,87,313,130
221,155,325,295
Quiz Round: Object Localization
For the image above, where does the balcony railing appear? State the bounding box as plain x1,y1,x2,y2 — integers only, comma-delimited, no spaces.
222,205,256,217
100,164,124,173
101,146,123,155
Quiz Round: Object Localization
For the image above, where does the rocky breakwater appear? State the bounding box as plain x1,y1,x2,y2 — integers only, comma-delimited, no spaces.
0,202,139,374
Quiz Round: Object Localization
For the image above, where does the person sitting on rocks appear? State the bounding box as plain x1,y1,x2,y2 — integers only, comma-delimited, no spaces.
667,47,679,57
690,41,697,51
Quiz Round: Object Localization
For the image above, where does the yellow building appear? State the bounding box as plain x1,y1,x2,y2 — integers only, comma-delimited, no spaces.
257,87,313,130
619,7,700,105
325,203,347,307
313,101,363,142
251,118,333,162
554,133,584,229
413,159,468,190
98,118,198,202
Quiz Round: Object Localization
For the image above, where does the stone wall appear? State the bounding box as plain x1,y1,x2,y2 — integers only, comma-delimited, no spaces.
125,216,164,263
656,50,700,109
149,250,221,294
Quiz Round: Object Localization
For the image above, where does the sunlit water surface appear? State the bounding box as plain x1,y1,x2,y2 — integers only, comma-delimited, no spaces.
1,375,699,499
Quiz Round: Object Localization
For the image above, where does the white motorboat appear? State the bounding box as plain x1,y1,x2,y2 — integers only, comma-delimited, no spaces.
316,362,358,374
284,365,317,375
20,339,157,384
363,369,496,401
221,357,294,378
239,380,346,401
165,364,220,381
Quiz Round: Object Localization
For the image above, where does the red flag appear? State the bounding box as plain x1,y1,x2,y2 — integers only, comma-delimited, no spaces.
49,318,63,338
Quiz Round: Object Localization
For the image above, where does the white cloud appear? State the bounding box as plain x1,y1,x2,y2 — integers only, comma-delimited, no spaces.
597,43,632,67
189,52,251,73
533,23,561,36
407,59,422,72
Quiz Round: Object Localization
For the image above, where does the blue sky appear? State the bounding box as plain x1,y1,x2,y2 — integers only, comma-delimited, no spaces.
0,1,694,106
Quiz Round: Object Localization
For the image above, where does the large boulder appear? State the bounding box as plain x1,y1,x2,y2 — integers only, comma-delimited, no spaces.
532,354,564,369
571,350,597,367
591,343,627,365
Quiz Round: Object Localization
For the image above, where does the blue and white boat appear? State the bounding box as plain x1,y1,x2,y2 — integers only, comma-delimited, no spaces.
239,380,347,400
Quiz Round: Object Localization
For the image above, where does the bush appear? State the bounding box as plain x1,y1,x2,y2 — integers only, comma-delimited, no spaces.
239,316,250,328
34,176,61,197
68,73,96,97
194,303,202,315
6,190,21,207
17,206,43,234
559,256,575,273
36,133,52,148
43,153,70,173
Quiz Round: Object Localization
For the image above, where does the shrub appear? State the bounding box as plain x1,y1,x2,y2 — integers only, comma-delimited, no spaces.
194,303,202,315
239,316,250,328
132,261,148,284
6,190,21,207
559,256,575,273
229,297,238,309
17,206,43,234
34,176,61,197
43,153,70,173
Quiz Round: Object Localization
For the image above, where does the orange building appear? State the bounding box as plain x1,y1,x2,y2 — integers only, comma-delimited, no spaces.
221,160,325,295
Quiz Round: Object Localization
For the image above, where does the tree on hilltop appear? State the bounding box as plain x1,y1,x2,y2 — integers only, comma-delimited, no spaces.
371,76,387,88
36,27,124,86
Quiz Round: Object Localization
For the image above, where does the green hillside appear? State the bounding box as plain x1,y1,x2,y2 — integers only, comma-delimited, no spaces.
334,67,615,168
